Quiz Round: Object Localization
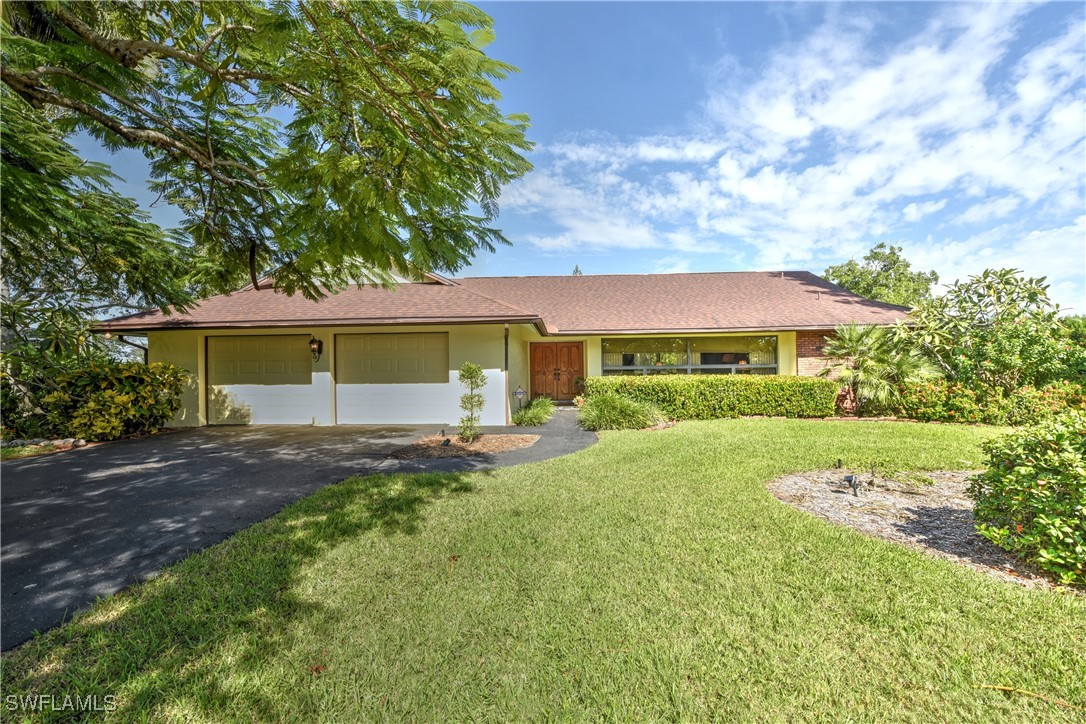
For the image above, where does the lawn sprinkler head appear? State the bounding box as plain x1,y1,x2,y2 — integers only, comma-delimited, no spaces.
844,474,859,496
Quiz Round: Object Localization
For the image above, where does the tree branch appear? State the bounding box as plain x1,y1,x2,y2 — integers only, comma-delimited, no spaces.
2,66,261,190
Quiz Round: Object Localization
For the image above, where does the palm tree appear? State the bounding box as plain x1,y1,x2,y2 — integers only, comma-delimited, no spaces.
818,323,938,415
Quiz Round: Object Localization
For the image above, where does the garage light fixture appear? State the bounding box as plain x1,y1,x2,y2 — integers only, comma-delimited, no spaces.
309,336,323,362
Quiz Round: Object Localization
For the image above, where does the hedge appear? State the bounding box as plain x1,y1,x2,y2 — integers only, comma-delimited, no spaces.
892,379,1086,426
583,374,838,419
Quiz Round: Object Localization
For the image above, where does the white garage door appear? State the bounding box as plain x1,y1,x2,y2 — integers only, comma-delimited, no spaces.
336,333,454,424
207,336,314,424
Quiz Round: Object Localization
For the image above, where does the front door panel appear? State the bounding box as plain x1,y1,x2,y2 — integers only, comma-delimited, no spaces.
530,343,557,399
530,342,584,401
555,342,584,399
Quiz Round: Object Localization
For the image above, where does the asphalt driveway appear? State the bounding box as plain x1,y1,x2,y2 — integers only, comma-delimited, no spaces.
0,425,437,651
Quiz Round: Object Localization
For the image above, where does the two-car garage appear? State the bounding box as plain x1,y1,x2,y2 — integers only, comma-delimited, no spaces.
205,330,507,426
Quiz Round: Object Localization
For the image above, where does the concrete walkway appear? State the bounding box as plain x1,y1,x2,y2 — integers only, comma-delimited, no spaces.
0,413,595,650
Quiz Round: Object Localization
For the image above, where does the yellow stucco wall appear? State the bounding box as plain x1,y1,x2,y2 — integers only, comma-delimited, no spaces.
149,324,801,426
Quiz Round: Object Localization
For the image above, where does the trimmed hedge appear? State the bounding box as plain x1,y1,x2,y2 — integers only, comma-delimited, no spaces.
583,374,837,419
969,411,1086,586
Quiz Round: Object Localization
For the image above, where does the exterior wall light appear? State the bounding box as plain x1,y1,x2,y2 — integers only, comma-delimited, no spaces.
309,336,323,362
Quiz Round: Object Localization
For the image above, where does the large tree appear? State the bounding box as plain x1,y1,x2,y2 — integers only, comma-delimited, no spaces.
824,243,938,308
1,0,532,301
901,269,1078,392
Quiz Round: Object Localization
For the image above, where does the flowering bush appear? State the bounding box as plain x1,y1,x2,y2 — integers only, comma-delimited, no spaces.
969,412,1086,586
893,379,1085,426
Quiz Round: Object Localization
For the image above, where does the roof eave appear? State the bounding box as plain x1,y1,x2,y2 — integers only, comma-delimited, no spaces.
92,314,544,334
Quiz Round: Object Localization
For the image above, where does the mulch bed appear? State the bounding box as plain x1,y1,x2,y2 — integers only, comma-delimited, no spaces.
768,469,1074,592
389,433,540,459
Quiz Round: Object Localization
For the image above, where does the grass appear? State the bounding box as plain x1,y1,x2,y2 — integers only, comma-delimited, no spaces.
3,419,1084,721
0,444,58,461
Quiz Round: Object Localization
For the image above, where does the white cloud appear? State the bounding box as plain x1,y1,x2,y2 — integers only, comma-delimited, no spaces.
500,3,1084,303
953,196,1022,226
903,200,948,223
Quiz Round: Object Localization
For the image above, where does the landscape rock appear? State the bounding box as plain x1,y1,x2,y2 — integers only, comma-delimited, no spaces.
72,439,88,448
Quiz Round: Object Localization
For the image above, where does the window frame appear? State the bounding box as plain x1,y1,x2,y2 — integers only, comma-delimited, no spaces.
601,336,779,376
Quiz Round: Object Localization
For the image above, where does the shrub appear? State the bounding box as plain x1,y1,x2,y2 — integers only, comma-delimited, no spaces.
582,374,837,420
37,362,187,441
457,362,486,443
512,396,555,426
578,393,664,431
968,412,1086,586
893,379,1085,425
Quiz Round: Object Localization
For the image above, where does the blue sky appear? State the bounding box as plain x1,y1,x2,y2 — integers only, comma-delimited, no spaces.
82,2,1085,310
465,1,1086,311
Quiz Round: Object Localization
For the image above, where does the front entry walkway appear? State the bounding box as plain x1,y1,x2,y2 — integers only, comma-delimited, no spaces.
0,414,595,650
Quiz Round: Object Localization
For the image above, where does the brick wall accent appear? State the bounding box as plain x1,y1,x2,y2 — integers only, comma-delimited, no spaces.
796,329,836,377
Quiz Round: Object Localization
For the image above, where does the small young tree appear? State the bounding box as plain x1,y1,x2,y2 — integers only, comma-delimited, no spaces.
457,362,487,442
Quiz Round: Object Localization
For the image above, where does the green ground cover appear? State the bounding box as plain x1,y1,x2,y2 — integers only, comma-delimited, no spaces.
3,420,1083,722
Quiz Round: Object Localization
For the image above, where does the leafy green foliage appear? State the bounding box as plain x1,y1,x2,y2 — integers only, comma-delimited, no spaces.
824,243,938,307
577,393,664,431
31,362,187,441
457,361,486,442
892,379,1086,426
818,323,938,415
512,396,555,426
1,1,532,298
969,412,1086,586
901,269,1075,393
0,85,195,374
583,374,837,419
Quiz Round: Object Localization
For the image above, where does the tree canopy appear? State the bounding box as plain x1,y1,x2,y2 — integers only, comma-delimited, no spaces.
1,0,532,302
824,243,938,308
900,268,1081,392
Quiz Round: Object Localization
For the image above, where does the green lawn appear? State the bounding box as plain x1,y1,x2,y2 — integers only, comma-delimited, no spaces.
3,420,1084,721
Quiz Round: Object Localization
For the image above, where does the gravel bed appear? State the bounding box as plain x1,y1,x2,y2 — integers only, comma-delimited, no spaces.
768,469,1071,592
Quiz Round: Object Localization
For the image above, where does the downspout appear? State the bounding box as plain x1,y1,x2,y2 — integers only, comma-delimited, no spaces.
504,323,510,425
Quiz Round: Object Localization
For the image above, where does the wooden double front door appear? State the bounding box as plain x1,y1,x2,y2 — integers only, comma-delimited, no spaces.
530,341,584,401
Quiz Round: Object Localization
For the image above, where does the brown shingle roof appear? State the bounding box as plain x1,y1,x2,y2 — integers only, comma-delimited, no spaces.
97,283,540,332
97,270,909,334
457,271,909,334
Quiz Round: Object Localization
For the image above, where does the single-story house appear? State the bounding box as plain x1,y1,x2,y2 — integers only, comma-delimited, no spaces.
96,271,909,427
